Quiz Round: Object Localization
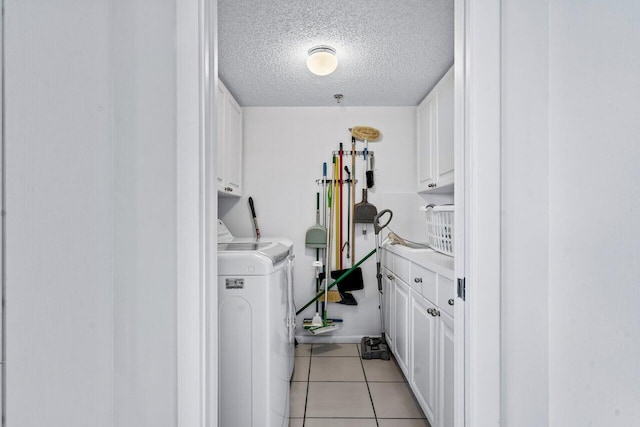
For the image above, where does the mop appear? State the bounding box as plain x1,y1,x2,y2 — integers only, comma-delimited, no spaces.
308,156,340,335
305,190,327,326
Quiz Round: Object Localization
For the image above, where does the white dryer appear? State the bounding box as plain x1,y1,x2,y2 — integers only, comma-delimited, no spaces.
217,220,295,427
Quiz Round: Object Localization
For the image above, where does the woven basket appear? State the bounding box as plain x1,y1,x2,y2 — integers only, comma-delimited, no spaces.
351,126,380,141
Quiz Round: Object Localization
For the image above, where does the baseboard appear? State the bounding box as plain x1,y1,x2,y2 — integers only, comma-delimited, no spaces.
295,334,371,344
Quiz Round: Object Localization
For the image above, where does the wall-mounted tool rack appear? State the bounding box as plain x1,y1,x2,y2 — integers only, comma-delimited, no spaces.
330,150,375,157
315,178,358,185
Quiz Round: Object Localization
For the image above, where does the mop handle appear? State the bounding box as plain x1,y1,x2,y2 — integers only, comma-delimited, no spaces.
296,248,376,315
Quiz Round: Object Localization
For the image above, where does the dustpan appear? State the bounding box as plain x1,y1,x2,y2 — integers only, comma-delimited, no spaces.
319,268,364,292
353,188,377,224
329,268,364,292
306,194,327,248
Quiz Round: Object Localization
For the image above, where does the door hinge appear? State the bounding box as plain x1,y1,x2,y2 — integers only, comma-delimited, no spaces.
457,277,466,301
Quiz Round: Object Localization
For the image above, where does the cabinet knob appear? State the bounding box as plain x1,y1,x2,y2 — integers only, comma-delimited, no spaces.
431,309,440,317
387,274,394,280
414,277,423,283
448,299,454,306
427,308,434,315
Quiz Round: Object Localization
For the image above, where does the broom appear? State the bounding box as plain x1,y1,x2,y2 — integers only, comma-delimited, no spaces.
308,156,340,335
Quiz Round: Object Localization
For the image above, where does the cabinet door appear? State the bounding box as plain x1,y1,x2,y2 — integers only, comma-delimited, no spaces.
438,313,455,427
383,270,395,352
417,95,436,191
394,278,410,376
436,67,454,187
216,82,226,192
223,93,243,195
410,292,438,424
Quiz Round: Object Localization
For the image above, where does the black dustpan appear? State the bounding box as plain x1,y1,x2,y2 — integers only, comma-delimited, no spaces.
331,268,364,292
318,267,364,293
338,292,358,305
353,189,377,224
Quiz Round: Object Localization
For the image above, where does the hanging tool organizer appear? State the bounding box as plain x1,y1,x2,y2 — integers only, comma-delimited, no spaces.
302,129,381,334
314,149,376,276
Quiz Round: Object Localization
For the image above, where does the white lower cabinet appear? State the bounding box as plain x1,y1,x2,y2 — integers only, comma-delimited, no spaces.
410,292,438,422
394,278,410,376
383,268,395,352
382,248,455,427
438,312,455,427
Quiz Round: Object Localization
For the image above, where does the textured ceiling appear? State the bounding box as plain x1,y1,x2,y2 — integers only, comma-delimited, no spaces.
218,0,454,107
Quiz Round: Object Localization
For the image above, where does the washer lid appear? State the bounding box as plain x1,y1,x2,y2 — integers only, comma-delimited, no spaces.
218,242,273,251
218,241,292,266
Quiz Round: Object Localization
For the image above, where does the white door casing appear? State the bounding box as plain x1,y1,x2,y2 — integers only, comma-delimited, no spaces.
454,0,502,426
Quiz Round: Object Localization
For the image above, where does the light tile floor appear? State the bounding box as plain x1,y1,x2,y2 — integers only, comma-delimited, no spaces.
290,343,431,427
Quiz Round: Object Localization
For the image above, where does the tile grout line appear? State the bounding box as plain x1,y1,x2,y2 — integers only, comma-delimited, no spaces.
302,343,313,426
357,342,380,427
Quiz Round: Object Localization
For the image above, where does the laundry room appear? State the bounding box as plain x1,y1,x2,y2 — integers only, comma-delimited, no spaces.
6,0,640,426
216,1,456,426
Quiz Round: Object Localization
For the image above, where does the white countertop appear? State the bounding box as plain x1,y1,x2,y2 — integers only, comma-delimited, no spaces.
382,239,455,279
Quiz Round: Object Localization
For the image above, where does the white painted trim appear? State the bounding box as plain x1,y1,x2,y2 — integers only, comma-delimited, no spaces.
0,0,5,420
464,0,502,425
202,0,218,424
176,0,217,426
453,0,466,426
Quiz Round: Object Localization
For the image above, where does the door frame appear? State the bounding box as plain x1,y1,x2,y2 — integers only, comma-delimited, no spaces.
176,0,218,426
175,0,504,424
455,0,502,426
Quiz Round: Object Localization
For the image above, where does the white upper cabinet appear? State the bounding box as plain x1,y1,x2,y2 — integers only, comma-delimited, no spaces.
417,66,454,192
217,79,243,197
436,68,454,187
417,95,436,188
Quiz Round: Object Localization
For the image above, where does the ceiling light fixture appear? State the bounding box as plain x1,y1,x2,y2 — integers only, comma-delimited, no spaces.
306,45,338,76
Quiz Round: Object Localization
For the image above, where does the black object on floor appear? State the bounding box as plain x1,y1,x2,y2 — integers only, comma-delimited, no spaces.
337,292,358,305
361,336,390,360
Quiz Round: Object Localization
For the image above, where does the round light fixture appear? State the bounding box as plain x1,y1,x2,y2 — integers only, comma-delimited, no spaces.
306,46,338,76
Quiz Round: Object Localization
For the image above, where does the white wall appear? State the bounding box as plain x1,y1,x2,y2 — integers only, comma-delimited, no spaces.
547,1,640,425
5,1,114,425
500,0,549,425
112,1,178,425
219,106,447,341
6,1,181,425
500,0,640,425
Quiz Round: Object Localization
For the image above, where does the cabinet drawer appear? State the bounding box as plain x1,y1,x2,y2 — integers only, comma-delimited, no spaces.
411,263,437,304
394,256,412,285
438,276,455,317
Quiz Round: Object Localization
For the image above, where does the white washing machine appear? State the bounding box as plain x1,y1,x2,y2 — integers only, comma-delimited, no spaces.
218,220,295,427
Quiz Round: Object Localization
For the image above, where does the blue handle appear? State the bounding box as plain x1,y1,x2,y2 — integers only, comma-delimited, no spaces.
323,162,327,177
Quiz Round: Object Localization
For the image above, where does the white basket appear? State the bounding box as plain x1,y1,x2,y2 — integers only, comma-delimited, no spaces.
420,205,454,256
